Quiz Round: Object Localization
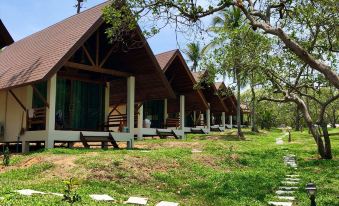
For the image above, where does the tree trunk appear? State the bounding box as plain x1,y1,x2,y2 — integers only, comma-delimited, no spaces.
320,123,332,159
235,68,244,139
295,106,301,131
250,84,258,132
294,96,328,159
331,108,337,128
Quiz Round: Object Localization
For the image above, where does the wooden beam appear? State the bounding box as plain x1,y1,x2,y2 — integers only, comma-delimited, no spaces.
82,45,95,66
9,90,27,112
31,85,49,108
58,72,106,85
99,44,117,68
65,61,131,77
96,31,99,66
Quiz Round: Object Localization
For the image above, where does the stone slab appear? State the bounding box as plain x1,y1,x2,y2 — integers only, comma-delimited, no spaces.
281,181,299,185
156,201,180,206
192,149,203,153
286,175,299,178
276,190,295,195
284,178,300,181
279,187,298,190
15,189,46,196
125,197,148,205
90,194,115,201
268,201,292,206
277,196,295,201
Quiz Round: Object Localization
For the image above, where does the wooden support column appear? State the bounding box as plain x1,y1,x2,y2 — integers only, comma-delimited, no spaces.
22,141,30,153
222,112,226,128
193,111,196,126
164,98,168,124
206,103,211,130
127,76,135,133
229,115,233,128
179,95,185,130
104,82,110,120
46,74,56,149
137,104,143,140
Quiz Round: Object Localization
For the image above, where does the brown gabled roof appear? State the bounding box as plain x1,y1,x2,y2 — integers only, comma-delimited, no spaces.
0,19,14,49
0,2,109,90
192,71,229,113
155,49,177,71
0,2,175,102
155,50,208,112
215,82,237,115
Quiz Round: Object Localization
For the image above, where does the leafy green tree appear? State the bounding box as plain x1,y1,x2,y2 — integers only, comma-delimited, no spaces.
203,7,271,137
102,0,339,89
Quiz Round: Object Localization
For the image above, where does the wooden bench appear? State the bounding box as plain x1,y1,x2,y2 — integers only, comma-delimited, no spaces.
164,118,180,129
80,132,134,149
156,129,179,139
27,107,46,130
104,114,137,131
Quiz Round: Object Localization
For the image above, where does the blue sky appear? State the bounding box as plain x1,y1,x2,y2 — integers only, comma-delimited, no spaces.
0,0,230,84
0,0,204,55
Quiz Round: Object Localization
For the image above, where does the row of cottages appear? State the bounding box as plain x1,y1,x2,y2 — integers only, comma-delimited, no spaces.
109,50,240,139
0,2,243,152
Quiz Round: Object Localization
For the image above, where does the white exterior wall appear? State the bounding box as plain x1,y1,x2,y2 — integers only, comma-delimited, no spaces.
0,86,31,142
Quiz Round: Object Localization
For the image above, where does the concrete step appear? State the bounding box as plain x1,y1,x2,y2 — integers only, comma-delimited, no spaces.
284,178,300,181
281,181,299,185
276,190,295,195
279,186,298,190
285,175,299,178
277,196,295,201
268,201,293,206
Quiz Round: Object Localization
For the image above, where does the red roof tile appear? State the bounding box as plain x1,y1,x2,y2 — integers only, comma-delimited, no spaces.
155,49,177,70
0,2,109,90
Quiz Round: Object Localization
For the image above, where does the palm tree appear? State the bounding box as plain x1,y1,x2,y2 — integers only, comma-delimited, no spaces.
209,7,245,138
184,42,202,72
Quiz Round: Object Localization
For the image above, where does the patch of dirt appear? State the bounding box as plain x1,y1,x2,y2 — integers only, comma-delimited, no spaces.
135,141,203,150
89,155,180,183
192,154,230,172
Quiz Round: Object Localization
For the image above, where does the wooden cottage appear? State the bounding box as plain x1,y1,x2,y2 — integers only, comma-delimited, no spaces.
214,82,237,128
0,2,174,152
0,19,14,49
192,72,234,132
132,50,210,138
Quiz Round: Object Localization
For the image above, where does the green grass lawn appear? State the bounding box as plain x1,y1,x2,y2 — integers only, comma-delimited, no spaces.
0,128,338,205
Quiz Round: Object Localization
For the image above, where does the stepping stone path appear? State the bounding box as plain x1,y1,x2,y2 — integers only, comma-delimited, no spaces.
268,154,301,206
125,196,148,205
191,149,203,153
276,133,288,145
90,194,115,201
156,201,179,206
15,189,46,196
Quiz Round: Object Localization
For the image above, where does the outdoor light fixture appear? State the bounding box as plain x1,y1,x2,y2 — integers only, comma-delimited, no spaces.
305,182,317,206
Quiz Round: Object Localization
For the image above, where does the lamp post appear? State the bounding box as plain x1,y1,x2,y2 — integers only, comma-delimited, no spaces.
305,182,317,206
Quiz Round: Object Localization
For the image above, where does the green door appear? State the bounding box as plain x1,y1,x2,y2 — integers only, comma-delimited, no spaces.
56,78,104,131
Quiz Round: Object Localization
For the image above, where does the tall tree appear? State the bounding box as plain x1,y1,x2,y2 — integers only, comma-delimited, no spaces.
184,42,202,72
259,51,338,159
204,8,270,136
103,0,339,88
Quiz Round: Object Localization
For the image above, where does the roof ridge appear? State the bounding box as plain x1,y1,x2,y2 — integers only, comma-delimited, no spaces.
6,1,110,47
155,49,178,56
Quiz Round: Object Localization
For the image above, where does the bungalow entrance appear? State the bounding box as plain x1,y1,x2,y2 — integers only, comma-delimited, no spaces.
0,2,174,152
